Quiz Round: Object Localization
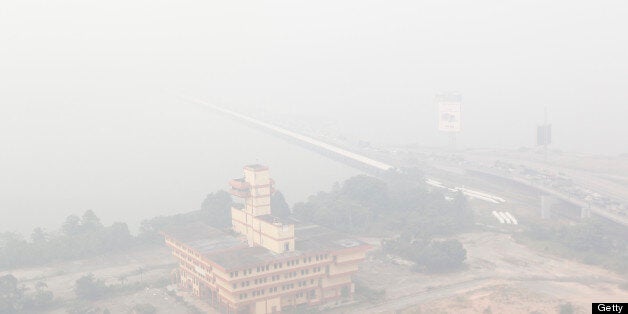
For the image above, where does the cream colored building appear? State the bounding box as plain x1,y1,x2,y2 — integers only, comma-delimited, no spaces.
163,165,371,314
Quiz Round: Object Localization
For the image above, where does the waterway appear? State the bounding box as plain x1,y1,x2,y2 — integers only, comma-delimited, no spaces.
0,92,359,235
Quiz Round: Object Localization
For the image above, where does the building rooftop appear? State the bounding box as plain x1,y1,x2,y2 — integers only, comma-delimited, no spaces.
162,221,369,271
163,223,246,255
244,164,269,171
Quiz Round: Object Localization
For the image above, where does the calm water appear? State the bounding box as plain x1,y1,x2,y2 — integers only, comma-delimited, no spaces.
0,92,359,235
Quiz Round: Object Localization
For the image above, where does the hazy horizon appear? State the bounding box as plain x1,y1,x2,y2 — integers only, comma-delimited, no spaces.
2,0,628,234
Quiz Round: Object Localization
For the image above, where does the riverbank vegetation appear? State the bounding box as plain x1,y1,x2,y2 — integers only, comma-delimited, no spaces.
293,169,473,272
293,170,474,237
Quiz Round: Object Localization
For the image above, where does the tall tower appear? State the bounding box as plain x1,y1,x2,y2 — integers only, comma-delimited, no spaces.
229,164,274,216
229,165,295,253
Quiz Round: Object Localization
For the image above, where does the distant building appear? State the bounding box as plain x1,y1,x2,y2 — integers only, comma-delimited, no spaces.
163,165,371,314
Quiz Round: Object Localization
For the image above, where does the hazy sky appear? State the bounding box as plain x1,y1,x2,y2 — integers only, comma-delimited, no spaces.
1,0,627,232
2,0,627,151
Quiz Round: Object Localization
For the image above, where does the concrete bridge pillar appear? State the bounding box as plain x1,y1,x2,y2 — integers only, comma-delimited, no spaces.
541,195,552,219
580,206,591,220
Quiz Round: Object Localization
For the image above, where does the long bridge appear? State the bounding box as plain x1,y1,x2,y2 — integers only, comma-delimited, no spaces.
183,96,628,227
181,96,510,206
182,96,394,172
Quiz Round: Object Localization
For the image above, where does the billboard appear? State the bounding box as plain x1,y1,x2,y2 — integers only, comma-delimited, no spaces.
436,92,461,132
438,102,461,132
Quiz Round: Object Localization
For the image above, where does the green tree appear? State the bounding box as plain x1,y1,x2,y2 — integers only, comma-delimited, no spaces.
62,215,82,236
81,210,103,231
559,302,574,314
415,240,467,272
270,191,291,218
132,303,156,314
104,222,133,249
31,281,53,308
0,274,22,313
200,190,233,227
74,274,109,300
340,175,389,210
30,228,47,244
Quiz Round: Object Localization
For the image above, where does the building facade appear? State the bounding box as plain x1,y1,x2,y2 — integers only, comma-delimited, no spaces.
163,165,370,314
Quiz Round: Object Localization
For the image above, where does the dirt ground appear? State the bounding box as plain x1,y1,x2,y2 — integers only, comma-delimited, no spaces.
2,231,626,313
334,232,627,314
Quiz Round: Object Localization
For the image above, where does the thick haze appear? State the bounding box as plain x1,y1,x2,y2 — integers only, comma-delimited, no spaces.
1,0,627,232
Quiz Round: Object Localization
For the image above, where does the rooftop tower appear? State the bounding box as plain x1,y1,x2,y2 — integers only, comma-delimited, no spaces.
229,165,295,253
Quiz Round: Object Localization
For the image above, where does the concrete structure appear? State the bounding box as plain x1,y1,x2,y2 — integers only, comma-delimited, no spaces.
163,165,371,313
181,95,394,172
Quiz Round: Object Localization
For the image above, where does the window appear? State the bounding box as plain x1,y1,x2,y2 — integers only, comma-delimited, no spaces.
284,242,290,252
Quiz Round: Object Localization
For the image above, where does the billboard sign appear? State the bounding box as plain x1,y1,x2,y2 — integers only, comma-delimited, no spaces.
438,101,461,132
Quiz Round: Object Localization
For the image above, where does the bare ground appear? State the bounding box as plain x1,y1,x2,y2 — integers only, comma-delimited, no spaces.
334,232,627,314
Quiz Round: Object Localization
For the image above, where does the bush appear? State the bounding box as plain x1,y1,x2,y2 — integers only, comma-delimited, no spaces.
416,240,467,273
559,302,574,314
384,238,467,273
132,303,157,314
74,274,110,300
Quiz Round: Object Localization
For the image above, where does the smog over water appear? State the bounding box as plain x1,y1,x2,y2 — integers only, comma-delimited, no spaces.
1,1,627,313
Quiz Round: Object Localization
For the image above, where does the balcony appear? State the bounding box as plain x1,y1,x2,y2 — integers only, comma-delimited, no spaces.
229,188,250,198
229,178,250,190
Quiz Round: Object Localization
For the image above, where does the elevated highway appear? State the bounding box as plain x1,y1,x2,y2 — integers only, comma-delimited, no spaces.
462,166,628,226
181,96,506,205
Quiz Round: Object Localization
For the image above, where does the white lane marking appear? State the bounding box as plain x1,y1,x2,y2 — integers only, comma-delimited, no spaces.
492,211,505,223
504,212,518,225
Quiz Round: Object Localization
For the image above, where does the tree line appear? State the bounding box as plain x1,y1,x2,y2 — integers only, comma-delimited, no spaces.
293,169,474,238
293,169,472,272
0,190,290,270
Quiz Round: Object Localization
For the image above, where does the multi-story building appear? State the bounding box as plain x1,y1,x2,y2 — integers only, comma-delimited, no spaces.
163,165,371,314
